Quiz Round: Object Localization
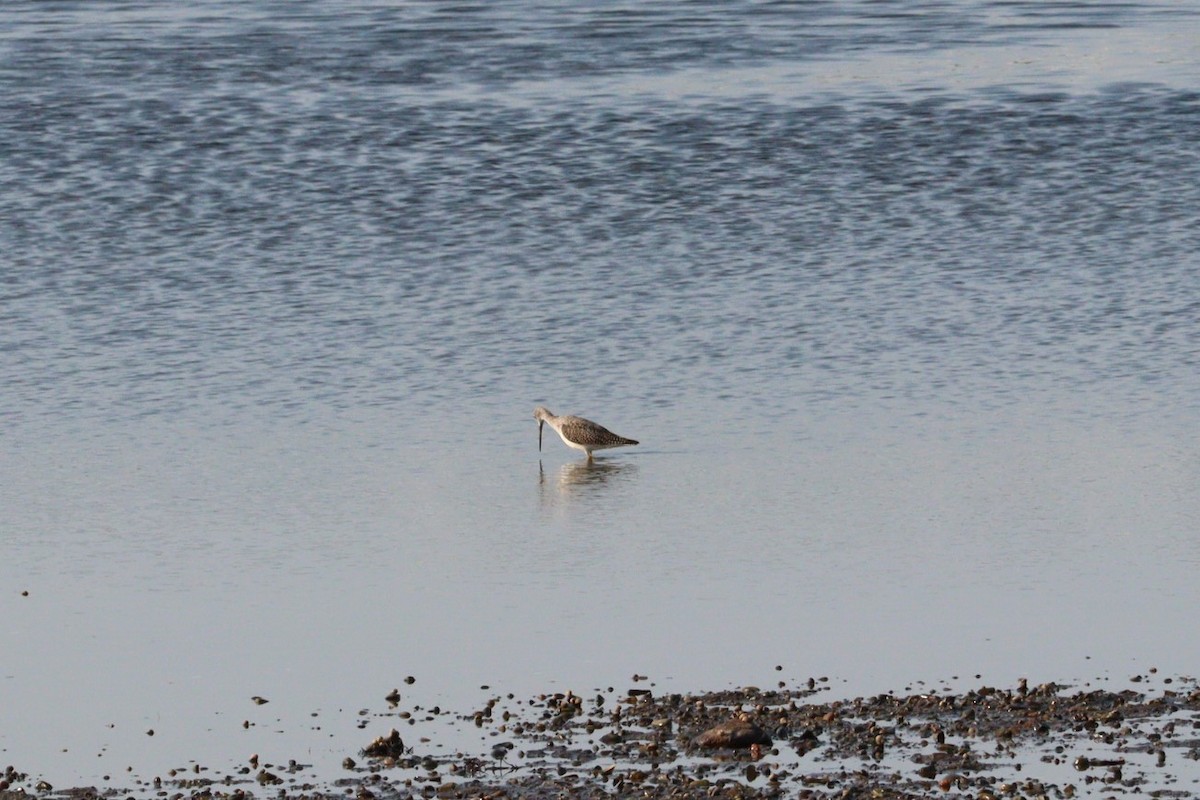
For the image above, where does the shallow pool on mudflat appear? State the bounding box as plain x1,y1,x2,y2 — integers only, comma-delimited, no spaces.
4,403,1199,786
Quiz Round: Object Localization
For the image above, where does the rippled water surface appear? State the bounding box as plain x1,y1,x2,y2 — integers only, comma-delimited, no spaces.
3,0,1200,789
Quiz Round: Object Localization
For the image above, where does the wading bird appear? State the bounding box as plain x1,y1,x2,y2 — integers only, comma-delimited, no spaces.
533,406,638,460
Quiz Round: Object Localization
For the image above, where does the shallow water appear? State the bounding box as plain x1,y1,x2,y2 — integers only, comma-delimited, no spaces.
3,0,1200,789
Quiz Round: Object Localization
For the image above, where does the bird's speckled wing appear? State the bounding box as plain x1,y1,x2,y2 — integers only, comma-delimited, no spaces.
559,416,638,448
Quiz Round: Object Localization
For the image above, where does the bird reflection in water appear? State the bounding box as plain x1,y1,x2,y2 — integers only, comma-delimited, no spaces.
538,458,638,502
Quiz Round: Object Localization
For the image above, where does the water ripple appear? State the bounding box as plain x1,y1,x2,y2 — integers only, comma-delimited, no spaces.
1,2,1198,433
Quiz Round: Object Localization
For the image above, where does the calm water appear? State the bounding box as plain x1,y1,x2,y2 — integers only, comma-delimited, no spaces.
3,0,1200,789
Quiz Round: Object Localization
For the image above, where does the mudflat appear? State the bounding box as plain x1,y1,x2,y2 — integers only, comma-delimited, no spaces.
6,672,1197,799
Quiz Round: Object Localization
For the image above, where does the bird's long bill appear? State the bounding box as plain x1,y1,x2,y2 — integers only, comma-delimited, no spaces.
538,420,544,451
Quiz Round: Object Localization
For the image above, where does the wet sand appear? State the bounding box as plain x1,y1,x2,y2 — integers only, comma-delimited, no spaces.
6,672,1198,800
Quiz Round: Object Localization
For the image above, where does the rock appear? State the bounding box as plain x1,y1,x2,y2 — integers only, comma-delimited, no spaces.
363,729,406,758
694,717,773,749
256,770,281,785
